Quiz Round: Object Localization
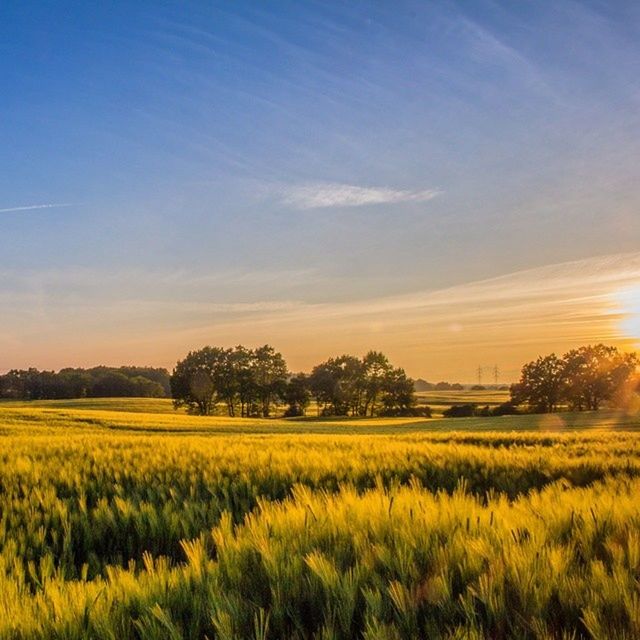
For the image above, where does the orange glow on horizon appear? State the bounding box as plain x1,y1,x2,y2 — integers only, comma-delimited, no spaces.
1,253,640,382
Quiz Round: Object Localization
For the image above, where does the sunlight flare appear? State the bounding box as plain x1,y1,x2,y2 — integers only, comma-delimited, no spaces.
616,285,640,345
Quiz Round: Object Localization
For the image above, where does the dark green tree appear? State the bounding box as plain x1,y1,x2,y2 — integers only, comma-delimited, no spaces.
283,373,311,417
380,367,416,415
362,351,392,416
170,347,226,415
308,351,415,417
230,346,256,417
308,360,341,416
510,354,566,413
251,345,289,418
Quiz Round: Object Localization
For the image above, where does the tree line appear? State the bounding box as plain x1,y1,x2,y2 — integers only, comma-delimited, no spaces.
3,342,636,417
0,367,170,400
170,345,424,417
414,379,464,391
510,344,638,412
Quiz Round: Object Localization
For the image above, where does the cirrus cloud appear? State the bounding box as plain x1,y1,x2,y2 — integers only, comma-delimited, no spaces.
278,183,441,209
0,203,76,214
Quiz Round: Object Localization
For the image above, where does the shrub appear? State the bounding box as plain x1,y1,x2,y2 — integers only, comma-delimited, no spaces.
443,404,476,417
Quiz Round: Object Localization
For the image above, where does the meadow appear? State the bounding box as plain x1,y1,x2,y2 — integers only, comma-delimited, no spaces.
1,400,639,639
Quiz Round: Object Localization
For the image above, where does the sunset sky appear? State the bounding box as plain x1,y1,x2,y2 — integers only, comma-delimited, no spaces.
1,1,639,380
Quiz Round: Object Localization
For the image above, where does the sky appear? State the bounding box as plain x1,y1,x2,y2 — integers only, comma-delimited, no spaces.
1,1,639,381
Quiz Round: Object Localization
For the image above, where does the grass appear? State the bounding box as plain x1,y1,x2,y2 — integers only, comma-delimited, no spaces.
1,400,640,638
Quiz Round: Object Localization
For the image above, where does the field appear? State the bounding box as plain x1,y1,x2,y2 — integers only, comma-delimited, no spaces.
0,397,181,414
415,389,511,415
0,387,512,420
1,399,640,639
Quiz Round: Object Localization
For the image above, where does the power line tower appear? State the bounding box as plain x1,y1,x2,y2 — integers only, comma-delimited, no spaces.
477,365,482,385
493,365,499,385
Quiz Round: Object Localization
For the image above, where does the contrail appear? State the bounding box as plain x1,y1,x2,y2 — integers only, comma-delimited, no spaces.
0,203,76,214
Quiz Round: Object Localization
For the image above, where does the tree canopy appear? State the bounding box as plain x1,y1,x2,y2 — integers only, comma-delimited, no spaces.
510,344,638,412
170,346,418,417
307,350,417,417
0,366,169,400
170,345,289,417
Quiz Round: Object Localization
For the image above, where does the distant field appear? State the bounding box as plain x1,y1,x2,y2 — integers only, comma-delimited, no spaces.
1,402,640,638
0,396,181,413
416,388,511,414
1,388,513,419
1,399,640,434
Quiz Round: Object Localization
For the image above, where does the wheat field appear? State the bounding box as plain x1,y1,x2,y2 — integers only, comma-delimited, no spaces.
1,401,639,638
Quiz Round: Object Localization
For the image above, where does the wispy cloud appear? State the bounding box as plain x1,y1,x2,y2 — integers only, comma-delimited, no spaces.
0,203,76,214
278,183,441,209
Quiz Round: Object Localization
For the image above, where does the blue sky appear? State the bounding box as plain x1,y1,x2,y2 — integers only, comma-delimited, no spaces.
1,1,639,378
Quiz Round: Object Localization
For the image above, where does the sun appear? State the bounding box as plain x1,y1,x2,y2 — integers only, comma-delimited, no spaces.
617,285,640,343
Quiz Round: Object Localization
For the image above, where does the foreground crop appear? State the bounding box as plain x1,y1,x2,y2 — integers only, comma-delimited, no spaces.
0,405,639,639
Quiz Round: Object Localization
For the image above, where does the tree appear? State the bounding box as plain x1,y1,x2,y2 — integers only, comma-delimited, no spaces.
231,346,257,417
308,351,416,417
413,378,434,391
563,344,638,410
443,404,476,418
336,355,367,416
283,373,311,417
510,354,565,413
170,347,226,415
129,375,165,398
380,367,416,415
57,369,92,398
308,355,364,416
170,344,289,417
0,366,170,401
212,348,241,417
91,371,136,397
251,345,288,417
509,345,639,414
362,351,391,417
308,360,341,416
116,367,171,395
